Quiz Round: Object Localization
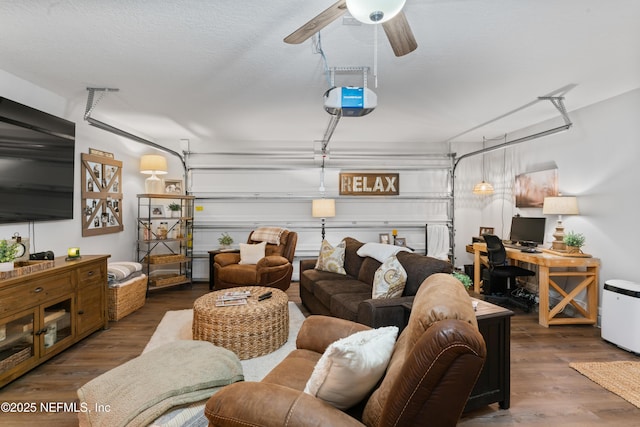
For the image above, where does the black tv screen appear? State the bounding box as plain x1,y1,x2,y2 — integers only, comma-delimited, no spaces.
0,97,75,223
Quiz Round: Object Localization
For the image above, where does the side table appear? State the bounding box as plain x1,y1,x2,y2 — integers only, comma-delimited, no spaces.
208,249,239,290
402,297,513,411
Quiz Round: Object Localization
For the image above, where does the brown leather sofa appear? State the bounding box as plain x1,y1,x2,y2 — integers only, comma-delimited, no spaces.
300,237,453,329
213,229,297,291
205,273,486,427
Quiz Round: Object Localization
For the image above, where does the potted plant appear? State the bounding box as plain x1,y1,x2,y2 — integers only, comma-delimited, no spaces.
218,232,234,249
0,239,18,272
452,270,473,290
167,202,181,218
564,231,585,254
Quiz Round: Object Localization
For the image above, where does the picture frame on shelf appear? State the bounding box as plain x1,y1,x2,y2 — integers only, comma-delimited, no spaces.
164,179,183,195
395,237,407,247
379,233,391,244
150,205,165,218
479,227,495,236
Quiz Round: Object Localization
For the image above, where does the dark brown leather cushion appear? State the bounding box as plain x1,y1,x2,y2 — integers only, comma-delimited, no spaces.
396,251,453,296
357,257,382,285
342,237,365,278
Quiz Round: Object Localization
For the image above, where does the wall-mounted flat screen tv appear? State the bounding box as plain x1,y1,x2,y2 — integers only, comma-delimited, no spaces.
0,97,75,223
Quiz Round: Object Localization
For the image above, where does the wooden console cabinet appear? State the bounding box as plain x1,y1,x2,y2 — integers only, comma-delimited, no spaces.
0,255,109,387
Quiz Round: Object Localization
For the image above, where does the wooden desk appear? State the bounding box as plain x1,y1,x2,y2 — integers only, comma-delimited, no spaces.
471,242,600,327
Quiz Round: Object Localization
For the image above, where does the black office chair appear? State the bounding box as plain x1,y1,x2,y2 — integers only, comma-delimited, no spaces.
482,234,536,307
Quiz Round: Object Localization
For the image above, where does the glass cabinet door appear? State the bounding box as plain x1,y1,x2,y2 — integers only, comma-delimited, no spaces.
40,298,72,354
0,311,35,375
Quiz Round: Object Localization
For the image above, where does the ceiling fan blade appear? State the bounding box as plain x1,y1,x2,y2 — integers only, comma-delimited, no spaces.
284,0,348,44
382,11,418,57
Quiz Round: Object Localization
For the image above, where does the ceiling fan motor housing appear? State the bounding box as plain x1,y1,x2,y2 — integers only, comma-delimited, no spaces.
324,86,377,117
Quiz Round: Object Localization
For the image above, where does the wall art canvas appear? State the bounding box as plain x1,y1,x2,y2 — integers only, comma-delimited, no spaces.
515,168,558,208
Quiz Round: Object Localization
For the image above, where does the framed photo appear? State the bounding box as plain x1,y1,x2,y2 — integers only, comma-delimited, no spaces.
379,233,391,244
479,227,495,236
164,179,183,195
150,205,165,218
395,237,407,247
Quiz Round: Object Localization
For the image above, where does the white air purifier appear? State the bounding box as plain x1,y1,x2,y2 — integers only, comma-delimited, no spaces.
601,279,640,354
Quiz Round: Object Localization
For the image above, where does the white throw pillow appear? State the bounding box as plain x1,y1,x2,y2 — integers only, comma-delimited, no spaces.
356,242,412,263
303,326,399,409
315,240,346,275
372,255,407,299
238,241,267,264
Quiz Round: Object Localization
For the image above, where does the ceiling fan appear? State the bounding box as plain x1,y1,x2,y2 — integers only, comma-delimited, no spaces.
284,0,417,57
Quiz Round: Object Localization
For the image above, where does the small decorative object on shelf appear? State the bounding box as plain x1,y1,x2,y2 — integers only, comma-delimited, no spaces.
563,231,585,254
66,247,81,260
392,229,398,245
168,202,181,218
0,239,18,272
218,232,234,249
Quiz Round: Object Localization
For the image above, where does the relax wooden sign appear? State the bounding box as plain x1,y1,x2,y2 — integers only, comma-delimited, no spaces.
339,172,399,196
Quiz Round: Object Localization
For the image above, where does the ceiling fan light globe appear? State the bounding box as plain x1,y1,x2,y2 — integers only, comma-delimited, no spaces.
346,0,406,24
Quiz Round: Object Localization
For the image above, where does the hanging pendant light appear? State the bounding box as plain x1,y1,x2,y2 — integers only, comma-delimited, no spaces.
473,138,494,195
346,0,406,24
473,181,495,195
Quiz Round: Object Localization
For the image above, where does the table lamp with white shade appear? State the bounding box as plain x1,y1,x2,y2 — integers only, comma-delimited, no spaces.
312,199,335,241
140,154,168,194
543,196,579,251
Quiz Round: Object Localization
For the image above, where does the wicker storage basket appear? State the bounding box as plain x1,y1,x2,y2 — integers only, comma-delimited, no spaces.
108,274,148,321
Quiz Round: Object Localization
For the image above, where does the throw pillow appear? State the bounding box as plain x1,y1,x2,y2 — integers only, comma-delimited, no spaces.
238,241,266,264
304,326,398,410
356,242,412,263
315,240,346,275
372,255,407,299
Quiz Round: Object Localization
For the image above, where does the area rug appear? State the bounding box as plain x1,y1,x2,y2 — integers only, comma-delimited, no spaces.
145,302,307,427
569,361,640,408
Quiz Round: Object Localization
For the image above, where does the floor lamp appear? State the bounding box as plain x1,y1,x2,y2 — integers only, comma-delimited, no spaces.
312,199,335,240
543,196,579,251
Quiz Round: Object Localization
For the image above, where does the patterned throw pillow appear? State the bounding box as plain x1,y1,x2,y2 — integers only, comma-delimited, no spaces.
372,255,407,299
315,240,346,275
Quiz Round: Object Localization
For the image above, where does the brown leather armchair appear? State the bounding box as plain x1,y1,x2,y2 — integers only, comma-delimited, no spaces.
205,273,487,427
213,229,297,291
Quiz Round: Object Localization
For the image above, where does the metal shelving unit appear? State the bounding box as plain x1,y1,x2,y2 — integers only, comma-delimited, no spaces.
136,194,195,291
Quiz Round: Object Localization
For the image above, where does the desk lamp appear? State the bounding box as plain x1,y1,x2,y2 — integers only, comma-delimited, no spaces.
543,196,579,251
312,199,335,241
140,154,168,194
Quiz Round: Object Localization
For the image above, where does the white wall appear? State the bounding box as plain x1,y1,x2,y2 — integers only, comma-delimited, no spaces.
453,88,640,313
0,70,183,263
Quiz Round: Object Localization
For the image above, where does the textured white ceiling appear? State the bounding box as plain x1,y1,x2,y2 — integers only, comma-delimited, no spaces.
1,0,639,153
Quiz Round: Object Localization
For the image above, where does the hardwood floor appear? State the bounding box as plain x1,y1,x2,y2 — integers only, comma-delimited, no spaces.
0,281,638,426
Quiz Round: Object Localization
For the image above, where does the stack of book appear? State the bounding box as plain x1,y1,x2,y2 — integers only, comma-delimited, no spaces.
215,290,251,307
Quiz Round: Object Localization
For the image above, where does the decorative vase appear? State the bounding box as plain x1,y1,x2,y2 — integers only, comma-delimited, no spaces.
0,261,14,272
566,246,581,254
171,210,180,218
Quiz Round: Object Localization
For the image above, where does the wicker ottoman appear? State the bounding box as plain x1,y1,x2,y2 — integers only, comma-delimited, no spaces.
192,286,289,360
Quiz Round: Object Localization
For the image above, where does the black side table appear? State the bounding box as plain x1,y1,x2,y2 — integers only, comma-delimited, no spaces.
208,249,239,290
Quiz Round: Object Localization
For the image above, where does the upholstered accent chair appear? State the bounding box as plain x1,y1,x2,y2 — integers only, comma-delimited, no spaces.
213,229,297,291
205,273,486,427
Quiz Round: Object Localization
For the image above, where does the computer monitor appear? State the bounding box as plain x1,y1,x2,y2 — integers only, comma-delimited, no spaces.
509,216,546,246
